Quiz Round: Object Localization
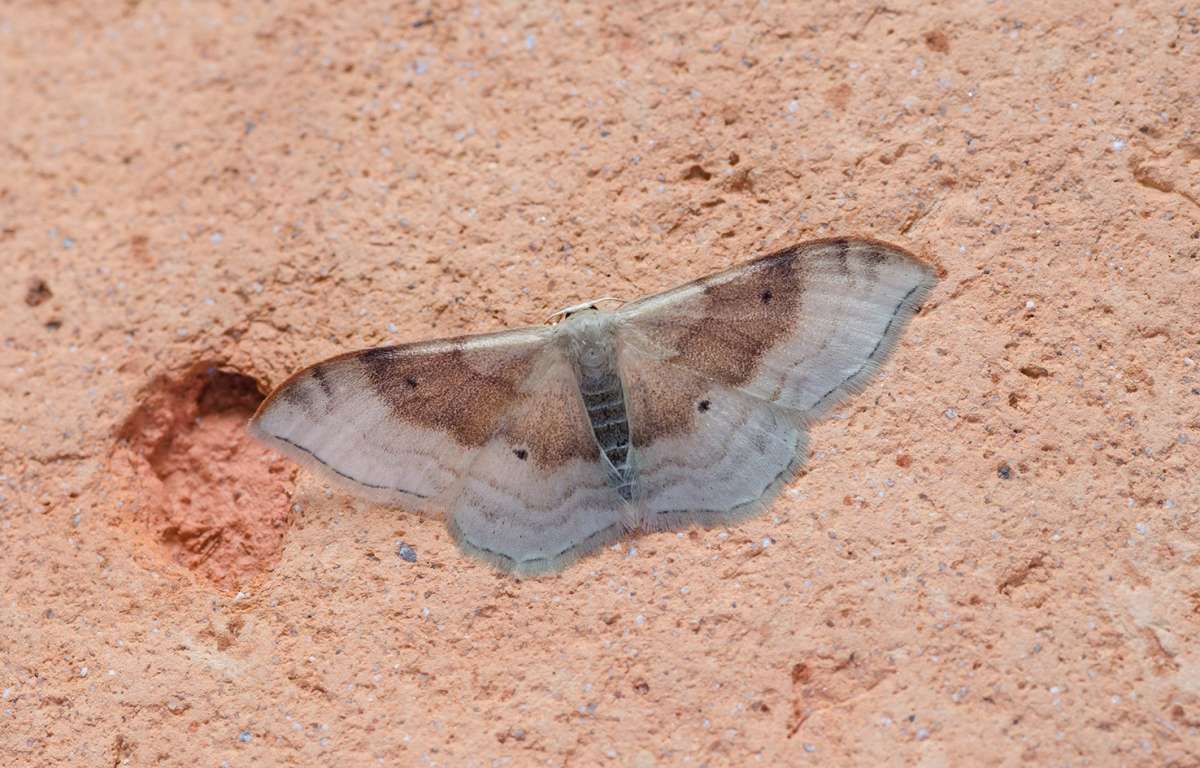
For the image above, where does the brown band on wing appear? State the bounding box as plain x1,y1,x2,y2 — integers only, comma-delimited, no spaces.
359,342,597,467
668,245,807,387
499,388,600,468
360,344,537,449
624,359,711,444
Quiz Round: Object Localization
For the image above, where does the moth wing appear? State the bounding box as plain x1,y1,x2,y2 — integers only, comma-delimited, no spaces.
446,348,630,575
249,327,553,506
618,338,808,529
615,238,937,420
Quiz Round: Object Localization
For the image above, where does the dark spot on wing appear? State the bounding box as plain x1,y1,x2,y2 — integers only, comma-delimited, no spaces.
760,289,772,305
697,399,711,412
514,448,528,460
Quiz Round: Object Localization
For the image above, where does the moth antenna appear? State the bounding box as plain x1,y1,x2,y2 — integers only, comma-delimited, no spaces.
545,296,625,325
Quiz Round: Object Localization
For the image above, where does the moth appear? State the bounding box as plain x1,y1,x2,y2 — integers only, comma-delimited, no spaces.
250,238,936,575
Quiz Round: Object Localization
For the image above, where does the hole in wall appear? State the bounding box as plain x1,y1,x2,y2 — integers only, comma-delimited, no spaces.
112,361,295,590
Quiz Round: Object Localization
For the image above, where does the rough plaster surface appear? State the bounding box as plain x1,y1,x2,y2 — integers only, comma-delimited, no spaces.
2,1,1199,766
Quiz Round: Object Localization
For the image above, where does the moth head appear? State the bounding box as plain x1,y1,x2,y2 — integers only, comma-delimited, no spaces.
545,296,624,325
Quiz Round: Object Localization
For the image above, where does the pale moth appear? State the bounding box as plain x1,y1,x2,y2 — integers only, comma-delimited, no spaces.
250,238,937,574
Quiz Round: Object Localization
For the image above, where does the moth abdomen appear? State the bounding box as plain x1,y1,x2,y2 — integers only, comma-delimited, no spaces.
580,378,632,454
569,326,637,500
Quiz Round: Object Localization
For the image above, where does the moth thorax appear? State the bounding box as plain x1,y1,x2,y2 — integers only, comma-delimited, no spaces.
574,343,620,403
564,314,617,373
575,341,611,376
